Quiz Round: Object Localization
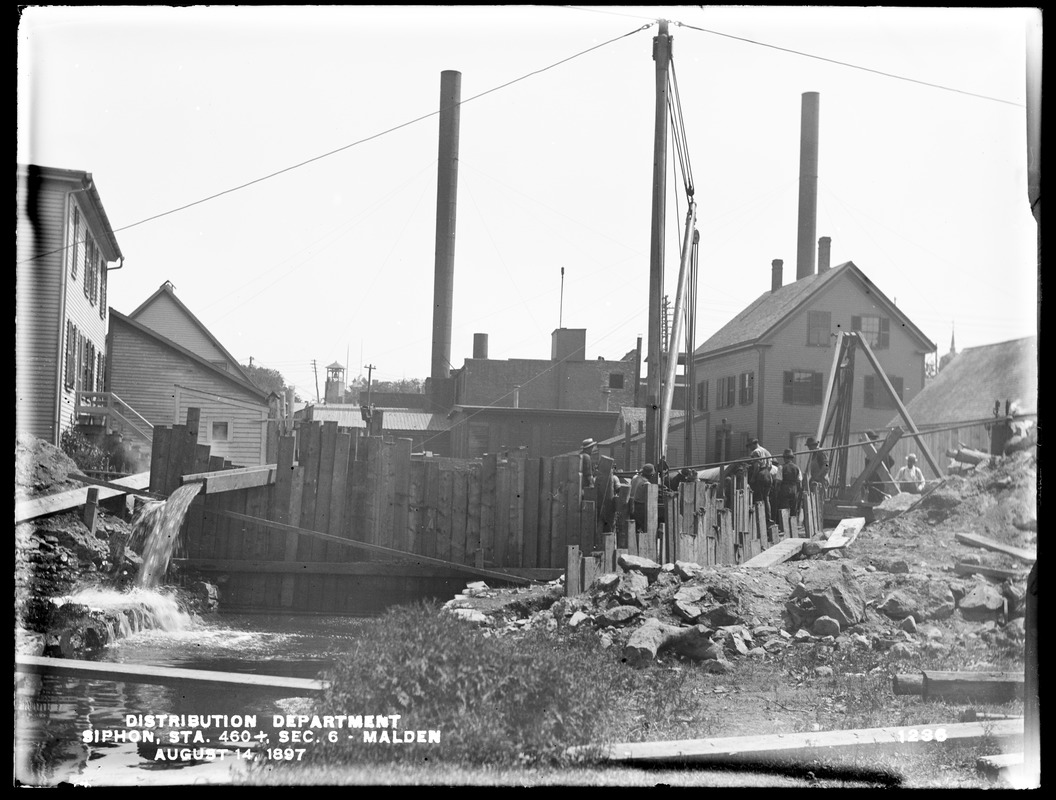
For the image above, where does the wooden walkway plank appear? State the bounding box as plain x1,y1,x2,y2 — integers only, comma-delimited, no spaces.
820,517,866,550
15,471,153,525
572,719,1024,764
955,532,1036,564
741,538,809,568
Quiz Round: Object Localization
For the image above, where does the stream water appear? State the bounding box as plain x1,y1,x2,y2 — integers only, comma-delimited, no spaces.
16,484,366,786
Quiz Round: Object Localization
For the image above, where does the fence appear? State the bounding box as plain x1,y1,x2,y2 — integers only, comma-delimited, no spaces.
153,410,822,613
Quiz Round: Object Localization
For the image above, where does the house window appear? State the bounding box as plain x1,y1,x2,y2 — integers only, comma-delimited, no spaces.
64,321,78,389
739,371,755,405
69,207,80,279
83,236,94,302
608,373,625,390
716,376,736,409
807,310,831,346
210,421,231,442
783,370,824,405
696,379,709,412
852,315,890,349
864,375,904,409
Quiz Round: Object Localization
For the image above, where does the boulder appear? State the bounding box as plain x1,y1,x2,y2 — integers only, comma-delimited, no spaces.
701,605,743,628
877,580,955,622
815,666,834,677
958,583,1004,622
617,554,662,580
873,558,910,574
673,601,704,622
787,563,866,629
675,561,702,581
616,571,649,605
596,605,642,627
623,618,668,668
901,616,918,633
812,616,841,637
673,585,708,605
450,608,488,625
621,619,720,667
593,573,620,592
568,611,589,628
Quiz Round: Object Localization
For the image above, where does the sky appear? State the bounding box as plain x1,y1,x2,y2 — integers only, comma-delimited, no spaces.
17,6,1041,403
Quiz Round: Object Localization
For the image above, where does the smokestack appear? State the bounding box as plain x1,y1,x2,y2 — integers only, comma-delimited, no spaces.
472,333,488,359
795,92,820,281
771,259,784,293
431,70,461,386
818,236,831,273
512,385,520,409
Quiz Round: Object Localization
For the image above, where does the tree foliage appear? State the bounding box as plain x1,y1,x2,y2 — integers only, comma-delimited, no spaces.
242,362,286,396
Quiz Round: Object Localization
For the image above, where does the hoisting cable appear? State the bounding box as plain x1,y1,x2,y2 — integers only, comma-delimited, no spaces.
667,57,695,200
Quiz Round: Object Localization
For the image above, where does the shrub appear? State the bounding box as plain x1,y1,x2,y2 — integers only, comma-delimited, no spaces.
59,428,108,472
301,602,620,769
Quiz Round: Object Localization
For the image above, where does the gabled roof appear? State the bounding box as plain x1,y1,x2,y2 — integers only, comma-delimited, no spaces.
109,309,268,402
694,262,935,357
17,163,123,261
307,404,451,431
128,283,253,383
890,335,1037,427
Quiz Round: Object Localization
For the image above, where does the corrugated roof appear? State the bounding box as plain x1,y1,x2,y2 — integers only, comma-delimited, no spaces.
694,262,934,357
308,405,452,431
890,336,1037,427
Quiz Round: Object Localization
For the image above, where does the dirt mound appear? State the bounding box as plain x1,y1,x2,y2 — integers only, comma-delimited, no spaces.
15,434,81,500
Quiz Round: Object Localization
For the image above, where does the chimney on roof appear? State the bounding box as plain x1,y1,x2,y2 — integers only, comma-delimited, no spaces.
771,259,784,293
817,236,831,273
795,92,820,281
472,333,489,359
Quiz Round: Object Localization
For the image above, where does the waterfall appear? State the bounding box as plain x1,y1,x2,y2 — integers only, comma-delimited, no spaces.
55,586,194,634
134,482,203,590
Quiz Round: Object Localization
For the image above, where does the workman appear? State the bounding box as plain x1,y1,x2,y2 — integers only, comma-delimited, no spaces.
804,437,830,492
627,463,658,534
580,438,598,490
895,454,926,494
773,448,802,529
746,438,774,524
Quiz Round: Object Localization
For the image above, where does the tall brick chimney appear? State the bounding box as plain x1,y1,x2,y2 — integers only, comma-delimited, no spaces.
771,259,784,293
818,236,832,273
795,92,820,281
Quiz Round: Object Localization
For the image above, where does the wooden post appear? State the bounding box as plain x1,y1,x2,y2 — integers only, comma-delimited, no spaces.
602,531,616,572
565,545,582,596
83,488,99,535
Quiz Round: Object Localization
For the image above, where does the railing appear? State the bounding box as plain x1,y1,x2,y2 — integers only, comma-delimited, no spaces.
75,391,154,445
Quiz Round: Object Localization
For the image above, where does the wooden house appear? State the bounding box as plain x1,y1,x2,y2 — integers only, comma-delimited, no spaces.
16,164,124,445
107,294,271,466
301,404,453,454
691,260,936,462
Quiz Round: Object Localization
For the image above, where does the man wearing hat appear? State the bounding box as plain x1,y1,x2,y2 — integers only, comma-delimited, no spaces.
746,438,774,524
580,438,598,491
895,454,926,494
774,448,803,530
627,463,658,534
804,437,830,493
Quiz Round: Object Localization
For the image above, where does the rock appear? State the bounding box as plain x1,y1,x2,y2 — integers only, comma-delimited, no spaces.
450,608,488,624
801,541,822,557
674,585,708,605
878,591,916,620
812,616,841,637
597,605,642,627
673,601,704,622
664,625,722,661
701,659,733,674
900,616,918,633
724,633,750,657
465,581,489,594
752,625,780,639
850,633,871,648
618,554,662,580
568,611,589,628
888,643,915,659
958,583,1004,622
661,563,676,573
787,563,866,629
593,573,620,592
874,558,910,574
1003,617,1027,638
675,561,702,580
923,641,946,657
599,633,613,649
616,571,650,605
825,550,843,560
793,628,814,643
866,565,877,572
702,605,743,627
961,554,982,566
747,647,767,658
877,579,956,622
815,666,834,677
922,626,943,640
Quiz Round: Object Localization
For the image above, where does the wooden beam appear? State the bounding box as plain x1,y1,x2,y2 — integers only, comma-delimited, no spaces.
819,517,866,550
175,558,561,580
815,331,845,445
572,719,1024,765
954,562,1029,581
15,472,152,523
214,509,534,586
955,532,1036,564
923,670,1024,702
181,464,279,494
741,537,808,568
855,334,942,479
68,473,166,500
15,654,327,696
844,428,902,501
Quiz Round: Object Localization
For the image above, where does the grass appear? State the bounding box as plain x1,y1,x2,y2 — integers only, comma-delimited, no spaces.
248,601,1019,787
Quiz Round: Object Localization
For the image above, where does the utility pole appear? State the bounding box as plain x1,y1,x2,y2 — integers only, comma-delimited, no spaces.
311,360,320,404
559,267,565,328
645,19,671,468
364,363,376,409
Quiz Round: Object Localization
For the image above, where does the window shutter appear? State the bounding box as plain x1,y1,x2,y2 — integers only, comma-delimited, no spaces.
783,371,793,404
99,267,107,319
64,322,76,388
97,351,106,391
880,317,890,348
851,315,861,332
812,372,824,405
864,375,875,407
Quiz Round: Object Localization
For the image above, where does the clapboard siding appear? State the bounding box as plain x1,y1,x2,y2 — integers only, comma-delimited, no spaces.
16,170,114,444
175,386,267,466
109,318,268,465
132,291,234,369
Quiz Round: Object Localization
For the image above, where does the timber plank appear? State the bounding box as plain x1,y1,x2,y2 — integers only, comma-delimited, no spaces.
509,454,525,568
148,426,171,495
955,532,1036,564
741,538,809,568
565,545,581,596
573,720,1024,764
436,466,453,563
522,458,540,568
378,439,396,556
393,438,413,556
407,459,425,556
494,459,510,568
466,464,482,566
820,517,866,550
15,471,152,524
537,457,553,567
312,420,339,563
550,457,568,569
423,459,439,560
954,562,1028,581
296,423,321,563
451,468,468,565
325,430,352,564
922,670,1024,702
